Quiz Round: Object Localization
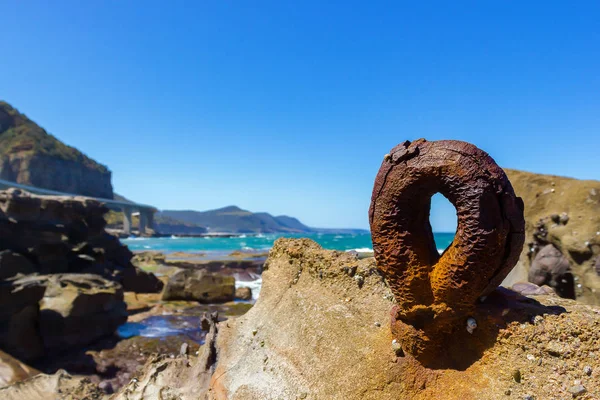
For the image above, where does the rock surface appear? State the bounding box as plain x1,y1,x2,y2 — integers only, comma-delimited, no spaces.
234,286,252,300
0,188,162,293
0,275,46,360
0,274,127,361
503,169,600,304
102,239,600,399
0,250,36,280
162,269,235,303
0,350,39,388
0,369,105,400
528,244,574,298
38,274,128,353
0,188,161,363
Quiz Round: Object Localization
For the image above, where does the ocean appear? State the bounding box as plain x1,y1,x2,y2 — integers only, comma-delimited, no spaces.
122,232,455,255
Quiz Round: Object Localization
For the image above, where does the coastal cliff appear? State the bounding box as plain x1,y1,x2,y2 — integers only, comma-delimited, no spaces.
0,101,113,199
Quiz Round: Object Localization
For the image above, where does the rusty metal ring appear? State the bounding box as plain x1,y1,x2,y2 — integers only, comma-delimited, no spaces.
369,139,525,364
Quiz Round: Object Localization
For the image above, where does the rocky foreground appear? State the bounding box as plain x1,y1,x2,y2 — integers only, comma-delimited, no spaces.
0,186,262,395
4,239,597,399
504,169,600,305
0,188,165,390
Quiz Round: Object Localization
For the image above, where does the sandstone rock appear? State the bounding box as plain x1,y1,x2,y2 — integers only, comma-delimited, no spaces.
38,274,128,353
131,251,167,267
108,239,600,399
503,169,600,305
528,244,575,298
111,313,219,399
511,282,555,296
1,273,129,360
0,189,162,293
162,269,235,303
114,266,164,293
207,239,600,399
234,286,252,300
0,349,40,388
0,369,106,400
0,250,36,280
0,276,46,360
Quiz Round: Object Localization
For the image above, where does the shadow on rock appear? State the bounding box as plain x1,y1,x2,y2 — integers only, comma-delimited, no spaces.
414,287,566,370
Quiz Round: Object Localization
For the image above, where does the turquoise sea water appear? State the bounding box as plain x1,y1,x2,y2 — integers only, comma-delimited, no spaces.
122,232,455,255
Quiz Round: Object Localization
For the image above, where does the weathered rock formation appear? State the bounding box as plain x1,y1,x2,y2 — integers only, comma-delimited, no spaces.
0,101,113,198
0,188,161,364
0,188,162,292
0,350,40,389
0,369,105,400
528,244,575,299
162,269,235,303
0,250,36,280
0,275,46,360
234,286,252,300
503,169,600,305
369,139,525,365
103,239,600,399
38,274,128,354
0,274,127,361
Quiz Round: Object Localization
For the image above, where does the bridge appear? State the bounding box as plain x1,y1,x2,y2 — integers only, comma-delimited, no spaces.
0,178,156,236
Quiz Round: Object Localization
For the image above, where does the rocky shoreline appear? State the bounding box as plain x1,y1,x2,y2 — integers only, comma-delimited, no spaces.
5,239,596,399
0,189,260,395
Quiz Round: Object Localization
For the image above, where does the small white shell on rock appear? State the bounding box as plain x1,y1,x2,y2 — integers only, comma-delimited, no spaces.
466,317,477,334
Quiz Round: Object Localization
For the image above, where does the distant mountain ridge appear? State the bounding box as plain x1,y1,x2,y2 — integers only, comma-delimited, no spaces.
0,101,113,198
158,206,314,234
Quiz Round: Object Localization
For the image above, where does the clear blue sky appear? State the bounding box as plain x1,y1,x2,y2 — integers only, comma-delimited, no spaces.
2,1,599,231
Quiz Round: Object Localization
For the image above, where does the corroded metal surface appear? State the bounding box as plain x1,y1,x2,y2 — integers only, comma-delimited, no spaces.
369,139,525,365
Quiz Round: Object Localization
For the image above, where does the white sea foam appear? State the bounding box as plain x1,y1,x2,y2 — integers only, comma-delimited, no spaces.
242,246,255,251
438,248,445,254
346,247,373,253
235,277,262,300
239,234,247,238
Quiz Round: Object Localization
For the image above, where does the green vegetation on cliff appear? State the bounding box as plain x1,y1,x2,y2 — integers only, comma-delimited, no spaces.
0,101,108,173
